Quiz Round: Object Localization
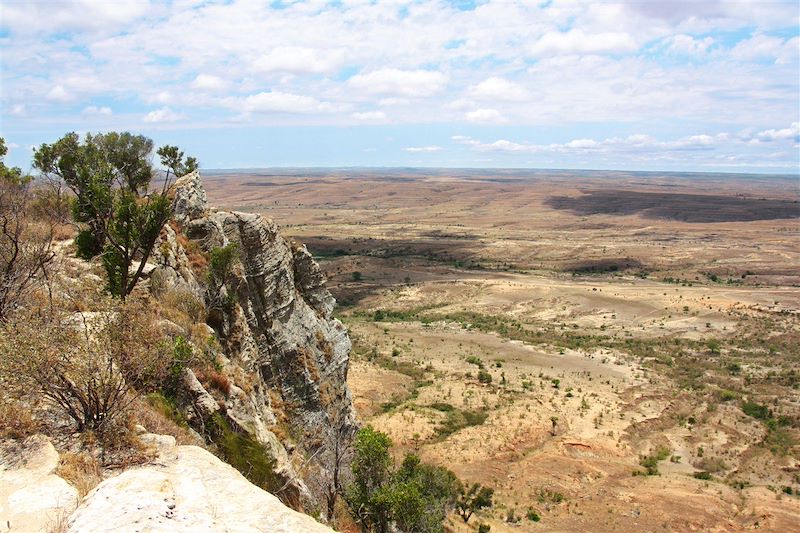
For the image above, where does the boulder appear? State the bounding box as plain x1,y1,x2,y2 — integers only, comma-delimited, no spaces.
0,435,79,532
66,442,332,533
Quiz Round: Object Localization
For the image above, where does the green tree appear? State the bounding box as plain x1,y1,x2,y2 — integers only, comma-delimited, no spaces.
346,428,462,533
0,138,30,185
394,454,461,532
455,482,494,523
33,132,197,299
348,426,394,532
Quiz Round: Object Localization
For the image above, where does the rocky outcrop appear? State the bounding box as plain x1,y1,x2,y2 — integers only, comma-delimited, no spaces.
66,436,332,533
172,170,208,224
148,172,357,515
0,436,79,532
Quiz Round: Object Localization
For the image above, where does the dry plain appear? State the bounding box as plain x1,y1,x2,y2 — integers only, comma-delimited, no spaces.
204,169,800,532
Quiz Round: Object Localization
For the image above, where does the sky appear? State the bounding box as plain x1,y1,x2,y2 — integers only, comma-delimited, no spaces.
1,0,799,173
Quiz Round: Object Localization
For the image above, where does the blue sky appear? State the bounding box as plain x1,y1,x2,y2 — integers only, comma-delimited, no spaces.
1,0,799,173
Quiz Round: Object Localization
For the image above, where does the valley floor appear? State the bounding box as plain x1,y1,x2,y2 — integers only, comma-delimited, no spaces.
205,169,800,532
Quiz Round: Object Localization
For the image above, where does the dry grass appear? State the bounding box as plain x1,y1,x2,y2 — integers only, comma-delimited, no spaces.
316,330,335,362
51,223,77,242
0,398,39,439
134,397,200,446
196,368,232,395
157,287,206,333
45,508,73,533
174,228,209,274
57,451,103,498
296,346,321,382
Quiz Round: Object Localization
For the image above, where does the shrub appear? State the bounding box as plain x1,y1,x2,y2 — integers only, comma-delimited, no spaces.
209,413,280,494
435,409,488,440
466,355,484,368
526,508,541,522
741,401,770,420
456,483,494,523
693,471,712,480
638,446,670,476
0,300,171,434
477,370,493,384
0,399,39,439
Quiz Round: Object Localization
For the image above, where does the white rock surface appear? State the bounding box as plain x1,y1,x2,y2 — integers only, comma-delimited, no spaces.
0,435,79,532
66,443,332,533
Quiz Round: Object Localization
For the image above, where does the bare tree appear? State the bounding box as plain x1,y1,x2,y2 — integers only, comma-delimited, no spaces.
323,397,357,521
0,142,56,321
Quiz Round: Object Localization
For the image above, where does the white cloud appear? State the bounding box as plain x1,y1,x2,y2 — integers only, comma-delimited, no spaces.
470,77,528,101
82,105,112,115
145,91,172,105
2,0,150,35
143,107,184,123
465,108,506,124
46,85,72,102
347,69,447,97
753,122,800,142
451,135,480,146
403,145,442,153
453,131,729,155
667,34,714,55
732,34,799,64
253,47,345,74
226,91,335,114
351,111,387,121
191,74,229,92
529,29,637,57
0,0,797,171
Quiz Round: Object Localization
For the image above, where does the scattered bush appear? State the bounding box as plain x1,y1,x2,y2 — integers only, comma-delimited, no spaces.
466,355,484,368
456,483,494,523
741,401,770,420
435,409,488,440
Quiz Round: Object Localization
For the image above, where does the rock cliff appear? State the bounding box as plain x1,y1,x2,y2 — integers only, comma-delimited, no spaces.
150,171,357,513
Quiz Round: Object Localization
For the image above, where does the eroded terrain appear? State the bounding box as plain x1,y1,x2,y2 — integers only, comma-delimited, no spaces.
205,169,800,532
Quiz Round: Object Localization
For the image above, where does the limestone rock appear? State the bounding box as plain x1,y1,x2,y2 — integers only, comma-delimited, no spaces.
291,242,336,319
162,172,357,511
172,170,207,224
66,441,332,533
181,368,220,422
0,435,79,532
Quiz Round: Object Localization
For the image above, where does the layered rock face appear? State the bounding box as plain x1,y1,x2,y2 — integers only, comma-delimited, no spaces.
151,171,356,513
